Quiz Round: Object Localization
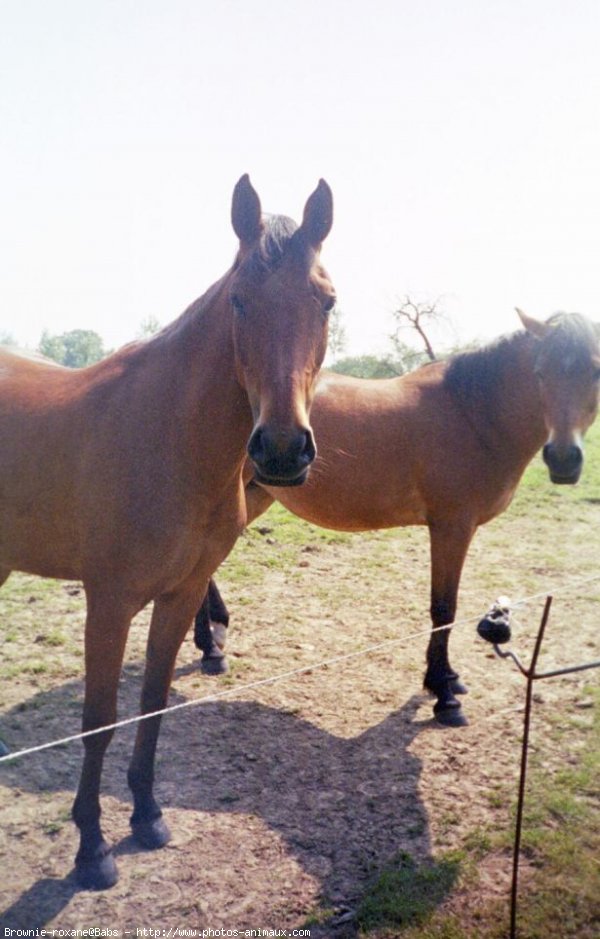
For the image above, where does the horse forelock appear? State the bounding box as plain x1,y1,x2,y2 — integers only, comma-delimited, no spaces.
237,214,306,277
538,312,600,375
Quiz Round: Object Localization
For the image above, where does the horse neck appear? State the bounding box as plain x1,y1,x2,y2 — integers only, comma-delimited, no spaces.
136,273,253,488
456,334,548,467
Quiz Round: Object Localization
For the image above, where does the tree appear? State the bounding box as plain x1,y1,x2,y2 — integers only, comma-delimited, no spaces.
137,315,162,338
330,353,404,379
38,329,106,367
326,305,346,362
390,295,451,362
0,331,16,347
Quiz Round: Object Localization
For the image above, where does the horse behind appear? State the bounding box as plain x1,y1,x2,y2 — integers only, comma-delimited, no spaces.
0,174,335,889
196,310,600,723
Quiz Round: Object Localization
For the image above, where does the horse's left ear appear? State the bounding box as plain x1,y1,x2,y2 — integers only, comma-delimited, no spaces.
515,307,550,339
299,179,334,249
231,174,263,246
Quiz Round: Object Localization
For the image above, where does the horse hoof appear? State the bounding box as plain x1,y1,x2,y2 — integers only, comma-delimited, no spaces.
434,705,469,727
451,679,469,695
200,653,228,676
76,846,118,890
131,815,171,850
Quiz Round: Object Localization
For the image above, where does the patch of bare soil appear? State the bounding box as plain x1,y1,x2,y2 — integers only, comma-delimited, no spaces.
1,501,599,935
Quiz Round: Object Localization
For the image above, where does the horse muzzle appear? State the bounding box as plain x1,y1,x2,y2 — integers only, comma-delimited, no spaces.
542,442,583,485
247,425,316,486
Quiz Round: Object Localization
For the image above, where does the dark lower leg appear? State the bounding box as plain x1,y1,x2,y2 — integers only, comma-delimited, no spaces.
128,597,197,847
72,730,113,858
425,612,468,726
127,713,170,849
72,727,119,889
426,524,473,725
194,591,214,653
194,579,229,674
72,607,130,889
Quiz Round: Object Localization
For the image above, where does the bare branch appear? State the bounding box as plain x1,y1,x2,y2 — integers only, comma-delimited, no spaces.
390,294,449,362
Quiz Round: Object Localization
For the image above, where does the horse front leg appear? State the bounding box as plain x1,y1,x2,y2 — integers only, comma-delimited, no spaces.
424,520,474,726
128,585,204,848
72,595,133,889
194,578,230,675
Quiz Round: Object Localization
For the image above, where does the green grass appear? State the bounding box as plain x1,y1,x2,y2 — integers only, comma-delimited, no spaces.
351,686,600,938
356,851,463,932
508,689,600,938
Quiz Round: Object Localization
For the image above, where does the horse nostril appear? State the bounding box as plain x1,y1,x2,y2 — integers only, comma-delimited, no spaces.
247,425,316,483
542,443,552,466
247,427,265,464
301,428,316,466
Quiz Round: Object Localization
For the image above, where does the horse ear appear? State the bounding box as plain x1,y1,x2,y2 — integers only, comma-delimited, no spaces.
515,307,550,339
231,174,263,246
299,179,333,249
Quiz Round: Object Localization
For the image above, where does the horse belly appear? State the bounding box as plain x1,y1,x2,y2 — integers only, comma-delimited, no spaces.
0,492,84,580
0,393,86,578
275,478,427,532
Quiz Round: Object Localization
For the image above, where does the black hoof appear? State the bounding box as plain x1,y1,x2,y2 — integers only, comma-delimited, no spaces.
131,814,171,850
434,704,469,727
451,679,469,695
75,844,118,890
200,653,229,676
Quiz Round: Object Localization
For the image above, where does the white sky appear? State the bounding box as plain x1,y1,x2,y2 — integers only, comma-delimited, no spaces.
1,0,600,358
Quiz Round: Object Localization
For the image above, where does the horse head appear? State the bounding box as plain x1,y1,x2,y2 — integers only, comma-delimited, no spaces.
517,307,600,484
229,175,335,486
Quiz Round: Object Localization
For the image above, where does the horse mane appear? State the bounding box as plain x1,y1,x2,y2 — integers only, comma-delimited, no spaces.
444,312,598,410
443,330,531,409
139,215,302,351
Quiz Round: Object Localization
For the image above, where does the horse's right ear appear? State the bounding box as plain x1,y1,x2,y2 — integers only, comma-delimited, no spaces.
231,174,263,246
515,307,550,339
299,179,334,249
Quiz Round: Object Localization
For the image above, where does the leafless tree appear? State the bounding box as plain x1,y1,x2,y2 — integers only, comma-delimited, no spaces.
390,295,450,362
326,305,347,362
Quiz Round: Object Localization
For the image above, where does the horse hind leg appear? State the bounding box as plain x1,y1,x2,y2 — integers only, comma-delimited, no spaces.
194,481,274,673
194,579,230,675
72,596,133,889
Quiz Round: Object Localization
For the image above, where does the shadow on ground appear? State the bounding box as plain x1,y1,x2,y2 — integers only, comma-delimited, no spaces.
1,666,452,932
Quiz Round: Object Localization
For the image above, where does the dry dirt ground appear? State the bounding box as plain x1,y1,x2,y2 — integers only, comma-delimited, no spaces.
1,489,599,935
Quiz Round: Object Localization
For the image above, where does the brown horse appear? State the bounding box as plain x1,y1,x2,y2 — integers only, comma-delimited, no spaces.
195,310,600,723
0,175,335,889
